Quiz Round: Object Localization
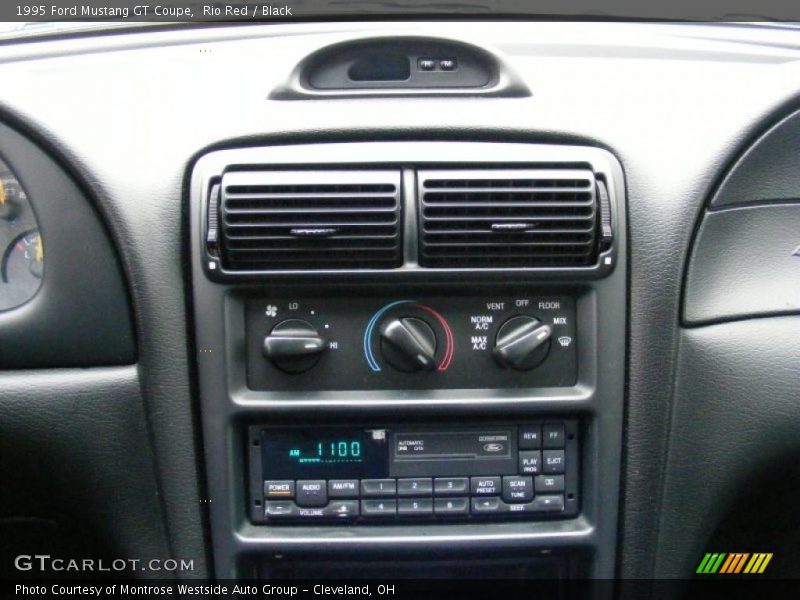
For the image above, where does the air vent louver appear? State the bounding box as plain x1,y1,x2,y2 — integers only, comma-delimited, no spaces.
219,170,402,271
418,169,599,268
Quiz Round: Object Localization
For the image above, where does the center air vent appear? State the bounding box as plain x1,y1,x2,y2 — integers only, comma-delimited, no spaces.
418,169,600,268
218,170,402,271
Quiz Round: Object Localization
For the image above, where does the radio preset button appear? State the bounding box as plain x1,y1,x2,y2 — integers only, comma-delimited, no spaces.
264,480,295,499
502,476,533,503
470,476,501,496
361,499,397,517
397,478,433,496
398,498,434,516
361,479,397,497
535,475,565,493
434,497,470,515
519,451,542,474
296,480,327,507
328,479,360,498
434,477,469,495
543,450,566,474
542,424,566,449
519,426,542,450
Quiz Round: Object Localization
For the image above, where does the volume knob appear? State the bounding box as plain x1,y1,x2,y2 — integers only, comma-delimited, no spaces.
379,317,437,372
493,316,552,371
263,319,326,374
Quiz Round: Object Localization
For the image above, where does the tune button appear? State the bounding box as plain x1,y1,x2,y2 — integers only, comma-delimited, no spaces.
502,476,533,503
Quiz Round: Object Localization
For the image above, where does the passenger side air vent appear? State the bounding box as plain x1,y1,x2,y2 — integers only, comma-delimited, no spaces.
418,169,599,268
218,170,402,271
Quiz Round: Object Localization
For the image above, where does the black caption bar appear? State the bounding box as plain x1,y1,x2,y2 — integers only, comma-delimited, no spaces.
5,0,800,23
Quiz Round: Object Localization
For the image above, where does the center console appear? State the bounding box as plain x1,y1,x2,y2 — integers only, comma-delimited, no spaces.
189,142,626,584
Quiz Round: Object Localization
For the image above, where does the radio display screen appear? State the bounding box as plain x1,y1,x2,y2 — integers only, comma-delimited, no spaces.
260,428,390,479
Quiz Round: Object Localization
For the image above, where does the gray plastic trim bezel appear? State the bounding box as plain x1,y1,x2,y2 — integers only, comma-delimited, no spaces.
189,141,626,580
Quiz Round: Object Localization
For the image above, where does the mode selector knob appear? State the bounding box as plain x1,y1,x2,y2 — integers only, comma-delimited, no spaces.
379,317,437,372
493,316,552,371
263,319,326,374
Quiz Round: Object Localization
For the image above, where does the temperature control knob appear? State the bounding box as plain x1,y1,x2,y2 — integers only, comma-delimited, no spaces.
263,319,326,374
379,317,437,372
493,316,552,371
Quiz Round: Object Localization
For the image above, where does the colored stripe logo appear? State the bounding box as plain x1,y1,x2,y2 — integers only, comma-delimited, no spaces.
696,552,773,574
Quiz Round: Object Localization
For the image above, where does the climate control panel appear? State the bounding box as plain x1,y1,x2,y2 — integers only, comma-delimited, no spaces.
245,294,577,391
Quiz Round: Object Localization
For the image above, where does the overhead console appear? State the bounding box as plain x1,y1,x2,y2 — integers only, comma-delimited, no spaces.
189,142,626,581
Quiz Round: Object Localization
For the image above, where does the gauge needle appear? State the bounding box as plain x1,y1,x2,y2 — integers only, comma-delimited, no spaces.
35,235,43,262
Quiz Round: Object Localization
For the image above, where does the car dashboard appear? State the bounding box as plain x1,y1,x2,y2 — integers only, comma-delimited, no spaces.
1,20,800,596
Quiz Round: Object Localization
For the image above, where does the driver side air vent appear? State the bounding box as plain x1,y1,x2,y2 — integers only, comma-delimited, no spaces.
418,169,599,268
218,170,402,271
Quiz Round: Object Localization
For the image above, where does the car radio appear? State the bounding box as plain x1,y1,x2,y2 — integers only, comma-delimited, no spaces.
248,421,579,523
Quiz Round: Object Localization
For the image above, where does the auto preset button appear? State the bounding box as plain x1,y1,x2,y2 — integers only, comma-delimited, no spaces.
470,476,501,496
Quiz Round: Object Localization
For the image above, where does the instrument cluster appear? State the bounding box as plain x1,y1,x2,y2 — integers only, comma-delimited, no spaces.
0,156,43,312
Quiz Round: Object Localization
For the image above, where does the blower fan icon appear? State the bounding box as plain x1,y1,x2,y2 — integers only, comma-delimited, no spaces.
557,336,572,347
